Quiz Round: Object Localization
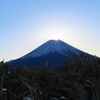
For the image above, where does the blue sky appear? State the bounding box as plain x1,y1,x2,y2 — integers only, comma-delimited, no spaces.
0,0,100,61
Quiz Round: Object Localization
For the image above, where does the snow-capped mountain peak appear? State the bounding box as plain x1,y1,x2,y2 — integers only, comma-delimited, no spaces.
21,39,82,59
9,39,87,68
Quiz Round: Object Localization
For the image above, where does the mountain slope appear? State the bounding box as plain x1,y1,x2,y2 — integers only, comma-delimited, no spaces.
9,39,86,68
21,40,82,59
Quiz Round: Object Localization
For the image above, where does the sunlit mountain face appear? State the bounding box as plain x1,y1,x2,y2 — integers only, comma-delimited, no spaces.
8,39,87,68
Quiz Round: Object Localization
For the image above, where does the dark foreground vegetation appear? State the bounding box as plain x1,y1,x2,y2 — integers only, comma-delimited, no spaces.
0,54,100,100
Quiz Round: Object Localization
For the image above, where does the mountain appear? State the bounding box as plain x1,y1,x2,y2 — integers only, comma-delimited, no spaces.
8,39,86,68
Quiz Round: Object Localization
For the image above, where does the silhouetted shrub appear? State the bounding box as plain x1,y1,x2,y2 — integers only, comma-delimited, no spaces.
0,54,100,100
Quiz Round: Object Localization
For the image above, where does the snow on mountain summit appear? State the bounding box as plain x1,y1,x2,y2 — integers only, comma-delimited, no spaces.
21,39,82,59
9,39,87,68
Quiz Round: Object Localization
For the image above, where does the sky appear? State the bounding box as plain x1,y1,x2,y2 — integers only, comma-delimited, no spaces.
0,0,100,61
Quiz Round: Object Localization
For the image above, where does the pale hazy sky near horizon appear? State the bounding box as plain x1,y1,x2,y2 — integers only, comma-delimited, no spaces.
0,0,100,61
